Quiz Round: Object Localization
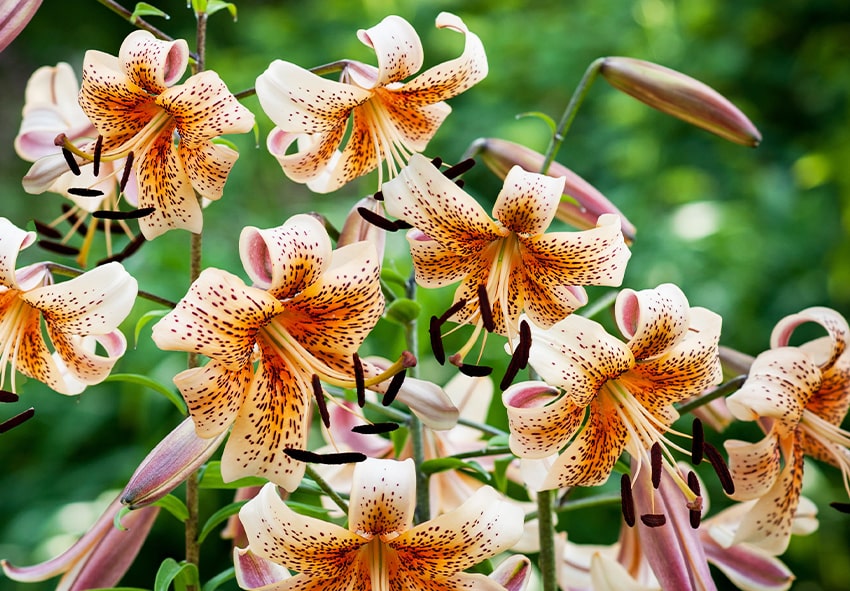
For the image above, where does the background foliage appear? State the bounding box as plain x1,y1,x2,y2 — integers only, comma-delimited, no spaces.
0,0,848,589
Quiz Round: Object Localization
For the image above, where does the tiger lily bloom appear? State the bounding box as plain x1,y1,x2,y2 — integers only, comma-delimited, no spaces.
0,217,137,395
25,30,255,240
723,306,850,554
382,153,630,363
237,457,524,590
151,214,387,491
503,284,722,493
255,12,487,193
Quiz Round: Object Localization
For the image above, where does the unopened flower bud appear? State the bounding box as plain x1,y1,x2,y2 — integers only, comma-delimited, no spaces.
599,57,761,147
471,138,636,243
0,0,41,53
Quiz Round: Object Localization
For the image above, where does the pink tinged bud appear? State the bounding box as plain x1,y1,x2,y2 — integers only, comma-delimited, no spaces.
473,138,636,243
490,554,532,591
0,0,41,52
121,417,227,508
233,547,291,589
599,57,762,147
1,497,159,591
338,196,387,260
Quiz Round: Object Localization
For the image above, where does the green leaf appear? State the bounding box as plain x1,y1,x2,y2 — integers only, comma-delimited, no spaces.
198,500,248,544
285,500,334,520
384,298,421,325
154,559,198,591
420,458,492,484
104,373,187,415
210,137,238,151
380,267,408,290
153,494,189,523
202,568,235,591
198,461,268,490
493,456,513,493
135,309,168,347
131,2,170,23
206,0,237,20
390,424,409,457
515,111,557,134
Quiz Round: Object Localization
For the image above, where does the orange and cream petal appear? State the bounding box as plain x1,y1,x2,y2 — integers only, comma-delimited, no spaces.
222,348,314,491
372,92,452,153
521,273,587,332
540,396,630,489
724,433,783,501
801,338,850,427
151,267,284,369
173,359,253,437
0,297,66,391
615,283,691,361
503,381,585,458
492,166,564,235
240,482,365,575
178,140,239,200
390,486,524,577
45,332,127,394
770,306,849,370
240,215,331,297
383,154,505,252
266,126,350,187
118,30,188,94
356,15,424,88
0,218,36,288
408,235,492,290
394,12,488,105
526,313,634,408
349,458,416,536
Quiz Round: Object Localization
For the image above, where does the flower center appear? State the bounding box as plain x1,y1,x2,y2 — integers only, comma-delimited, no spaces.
800,409,850,499
0,291,39,393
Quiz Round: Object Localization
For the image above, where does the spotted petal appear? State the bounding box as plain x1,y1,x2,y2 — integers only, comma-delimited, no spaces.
356,15,423,87
349,457,416,536
172,359,253,437
0,218,36,288
493,165,564,235
724,433,782,501
770,306,849,370
615,283,690,361
503,381,586,459
117,30,188,94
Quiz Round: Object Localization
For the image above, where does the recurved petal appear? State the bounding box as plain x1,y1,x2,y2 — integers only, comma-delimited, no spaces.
239,482,365,574
503,381,585,459
173,359,253,437
233,547,291,589
45,331,127,393
724,433,782,501
118,30,189,94
615,283,690,361
390,486,524,576
701,534,794,591
151,268,284,369
489,554,532,591
356,15,423,87
521,273,587,331
266,126,348,188
804,338,850,427
349,458,416,536
770,306,849,371
0,217,36,288
179,140,238,200
239,214,331,297
407,233,490,289
493,166,565,235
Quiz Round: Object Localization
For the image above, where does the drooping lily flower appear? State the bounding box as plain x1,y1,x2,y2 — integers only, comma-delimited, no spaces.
1,496,159,591
382,153,630,364
151,214,387,491
24,30,255,240
723,306,850,554
255,12,487,193
237,457,524,590
503,284,722,492
0,217,137,395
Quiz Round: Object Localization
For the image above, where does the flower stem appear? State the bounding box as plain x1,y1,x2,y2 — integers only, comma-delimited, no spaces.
94,0,200,61
305,465,349,515
676,375,746,415
405,273,430,524
536,488,558,591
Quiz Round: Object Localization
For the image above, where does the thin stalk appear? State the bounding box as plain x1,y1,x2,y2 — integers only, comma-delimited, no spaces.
405,274,430,524
95,0,200,62
525,493,622,521
230,61,347,102
305,465,349,515
536,488,558,591
676,375,746,415
456,416,508,438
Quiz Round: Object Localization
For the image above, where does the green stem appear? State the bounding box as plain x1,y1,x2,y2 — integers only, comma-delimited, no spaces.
455,416,508,438
305,465,349,515
231,61,346,102
536,489,558,591
579,288,618,319
405,274,430,524
449,446,512,460
95,0,200,62
676,375,746,415
539,57,605,174
525,493,621,521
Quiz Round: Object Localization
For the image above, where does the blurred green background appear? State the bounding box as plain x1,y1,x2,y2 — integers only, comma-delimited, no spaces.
1,0,849,589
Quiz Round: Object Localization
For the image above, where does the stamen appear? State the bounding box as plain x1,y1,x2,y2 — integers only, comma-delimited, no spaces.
68,188,105,198
92,135,103,176
438,299,468,324
394,219,412,230
687,471,702,528
0,391,18,403
454,179,465,189
830,502,850,514
33,220,62,239
430,157,443,169
620,474,635,527
312,374,330,428
93,207,155,220
119,151,134,193
96,234,145,265
691,417,704,464
500,323,531,391
352,422,400,435
353,353,366,408
477,284,495,332
442,158,475,179
61,148,81,176
457,363,493,377
703,442,735,494
640,514,667,527
382,369,406,406
429,315,446,364
38,240,80,256
283,448,367,465
357,207,400,232
650,442,662,489
0,407,35,434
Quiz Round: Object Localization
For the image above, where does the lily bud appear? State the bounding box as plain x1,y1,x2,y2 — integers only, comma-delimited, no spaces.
471,138,636,244
121,417,227,508
0,0,41,52
490,554,532,591
599,57,761,147
338,196,387,260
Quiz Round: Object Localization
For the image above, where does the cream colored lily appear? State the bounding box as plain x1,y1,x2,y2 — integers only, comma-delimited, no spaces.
151,214,384,491
237,458,524,590
25,30,254,240
255,12,487,192
382,153,630,362
503,284,722,492
0,217,137,395
724,306,850,554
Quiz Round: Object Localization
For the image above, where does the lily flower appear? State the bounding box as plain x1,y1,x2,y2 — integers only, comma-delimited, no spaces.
151,214,386,491
502,283,722,493
24,30,255,240
0,217,137,395
1,496,159,591
237,457,524,590
723,306,850,554
255,12,487,192
382,153,630,364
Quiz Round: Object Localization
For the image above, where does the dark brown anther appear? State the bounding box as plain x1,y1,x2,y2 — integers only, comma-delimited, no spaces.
394,220,412,230
620,473,635,527
372,190,384,201
500,353,523,391
438,299,467,325
0,391,19,403
691,417,704,464
357,206,399,231
312,374,330,428
37,240,80,256
33,220,62,239
61,147,81,176
458,363,493,377
93,207,155,220
477,284,495,332
92,135,103,176
454,180,465,189
429,316,446,365
687,471,702,528
119,151,134,193
96,234,146,266
442,158,476,179
703,442,735,495
0,407,35,434
68,187,105,198
353,353,366,408
351,422,400,435
830,502,850,514
518,320,532,369
430,157,443,169
382,369,406,406
650,442,662,489
283,448,367,464
640,514,667,527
